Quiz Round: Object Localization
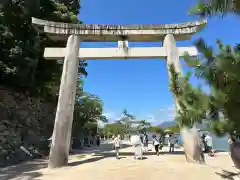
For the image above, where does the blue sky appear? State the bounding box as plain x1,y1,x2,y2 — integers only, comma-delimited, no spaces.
79,0,239,125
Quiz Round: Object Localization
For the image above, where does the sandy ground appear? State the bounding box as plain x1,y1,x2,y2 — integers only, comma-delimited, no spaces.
1,141,239,180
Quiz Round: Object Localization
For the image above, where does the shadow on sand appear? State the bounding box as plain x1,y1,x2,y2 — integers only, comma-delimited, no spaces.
68,154,149,167
0,159,47,180
95,151,184,157
215,169,240,180
68,142,133,166
72,142,132,155
0,141,132,179
68,156,106,166
70,144,184,167
92,150,184,158
0,142,185,179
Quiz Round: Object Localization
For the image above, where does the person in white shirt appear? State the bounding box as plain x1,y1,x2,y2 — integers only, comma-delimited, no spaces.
169,134,175,152
131,134,143,160
113,134,121,159
204,134,215,156
205,134,212,149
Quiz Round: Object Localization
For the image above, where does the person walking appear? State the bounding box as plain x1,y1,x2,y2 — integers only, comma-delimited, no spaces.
201,134,207,152
205,133,215,156
169,134,175,152
87,134,91,147
113,134,121,159
152,135,160,156
131,134,143,160
140,134,144,144
143,133,148,152
198,133,205,163
96,133,100,146
159,134,164,153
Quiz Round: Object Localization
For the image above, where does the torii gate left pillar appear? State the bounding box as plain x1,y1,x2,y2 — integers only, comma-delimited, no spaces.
49,35,80,167
32,18,206,168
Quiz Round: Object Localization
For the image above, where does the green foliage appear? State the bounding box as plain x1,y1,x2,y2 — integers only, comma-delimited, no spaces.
166,125,181,133
101,122,162,137
55,0,81,15
208,120,232,137
146,126,164,134
54,2,80,23
72,87,107,138
184,39,240,134
122,109,135,119
137,120,151,132
83,123,98,135
169,63,209,128
0,0,90,165
102,123,126,137
189,0,240,17
0,0,85,99
186,0,240,136
117,109,136,131
0,0,107,159
101,111,153,136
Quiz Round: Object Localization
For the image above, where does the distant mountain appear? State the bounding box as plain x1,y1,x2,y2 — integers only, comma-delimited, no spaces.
159,121,176,129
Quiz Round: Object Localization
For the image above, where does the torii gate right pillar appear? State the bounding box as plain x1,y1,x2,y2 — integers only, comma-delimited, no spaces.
163,34,183,111
163,34,204,164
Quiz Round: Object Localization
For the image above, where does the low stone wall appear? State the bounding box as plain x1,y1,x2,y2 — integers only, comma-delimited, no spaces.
0,86,56,167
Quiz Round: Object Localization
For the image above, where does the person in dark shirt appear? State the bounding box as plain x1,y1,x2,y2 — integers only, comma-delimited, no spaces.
140,134,143,144
96,133,100,146
201,134,207,153
143,133,148,151
152,135,160,156
159,135,164,151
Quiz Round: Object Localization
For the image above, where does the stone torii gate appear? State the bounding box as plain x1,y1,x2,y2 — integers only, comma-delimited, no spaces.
32,18,206,168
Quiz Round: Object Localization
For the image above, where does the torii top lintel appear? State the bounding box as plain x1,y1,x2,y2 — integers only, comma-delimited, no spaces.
32,17,207,42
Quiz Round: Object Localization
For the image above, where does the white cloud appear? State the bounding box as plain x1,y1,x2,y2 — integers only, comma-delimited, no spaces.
103,104,177,125
102,112,116,123
165,104,176,121
146,104,177,125
102,111,124,123
146,114,156,123
102,112,114,119
117,113,125,120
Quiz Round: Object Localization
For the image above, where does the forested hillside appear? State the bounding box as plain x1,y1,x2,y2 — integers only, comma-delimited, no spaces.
0,0,106,167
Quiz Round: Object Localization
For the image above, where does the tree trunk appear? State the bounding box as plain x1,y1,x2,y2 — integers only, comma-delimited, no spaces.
181,126,205,164
229,136,240,169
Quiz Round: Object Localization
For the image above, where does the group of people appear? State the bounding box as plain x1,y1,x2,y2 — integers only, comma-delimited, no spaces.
140,133,149,152
112,133,178,159
152,134,163,156
84,133,101,147
152,134,177,155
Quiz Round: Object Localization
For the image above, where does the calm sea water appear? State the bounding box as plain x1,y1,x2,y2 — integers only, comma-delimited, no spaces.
146,132,229,152
178,134,229,152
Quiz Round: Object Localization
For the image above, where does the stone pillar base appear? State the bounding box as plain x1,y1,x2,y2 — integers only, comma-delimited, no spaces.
181,127,205,164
